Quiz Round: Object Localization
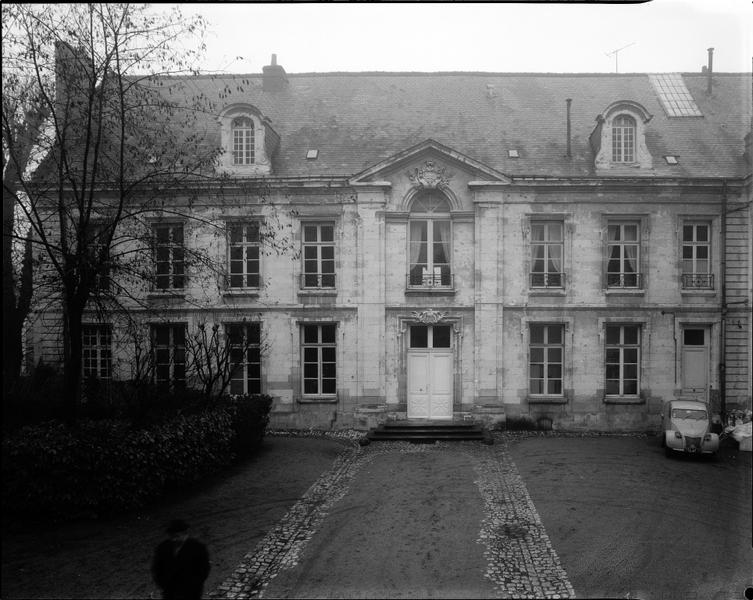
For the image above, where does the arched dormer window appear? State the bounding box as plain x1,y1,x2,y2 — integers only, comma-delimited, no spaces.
218,104,277,176
408,191,452,288
592,101,653,172
232,117,255,165
611,115,635,163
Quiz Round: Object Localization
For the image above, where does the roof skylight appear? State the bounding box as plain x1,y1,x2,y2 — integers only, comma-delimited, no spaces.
648,74,703,118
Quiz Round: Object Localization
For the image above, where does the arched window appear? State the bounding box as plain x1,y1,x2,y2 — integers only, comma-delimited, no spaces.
232,117,255,165
611,115,635,163
408,192,452,288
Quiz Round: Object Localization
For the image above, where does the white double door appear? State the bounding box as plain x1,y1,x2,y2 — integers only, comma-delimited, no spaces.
407,325,453,420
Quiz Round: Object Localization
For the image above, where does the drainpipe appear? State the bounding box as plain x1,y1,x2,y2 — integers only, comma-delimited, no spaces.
719,180,727,423
566,99,572,159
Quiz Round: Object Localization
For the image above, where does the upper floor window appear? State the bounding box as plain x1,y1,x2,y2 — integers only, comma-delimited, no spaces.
302,223,335,289
227,322,262,395
228,222,260,289
232,117,255,165
681,223,713,289
153,223,184,291
606,222,641,289
83,324,112,380
408,193,452,288
611,115,636,162
87,223,111,293
152,323,186,390
531,221,564,288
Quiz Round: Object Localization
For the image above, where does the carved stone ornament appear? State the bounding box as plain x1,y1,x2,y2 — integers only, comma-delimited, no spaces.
411,309,448,324
407,161,452,189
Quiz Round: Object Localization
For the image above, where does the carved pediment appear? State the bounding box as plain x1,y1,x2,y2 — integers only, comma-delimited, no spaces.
349,139,511,186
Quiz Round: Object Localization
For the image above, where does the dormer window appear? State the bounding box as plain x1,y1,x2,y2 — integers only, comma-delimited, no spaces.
591,100,653,172
232,117,255,165
611,115,635,163
218,104,278,176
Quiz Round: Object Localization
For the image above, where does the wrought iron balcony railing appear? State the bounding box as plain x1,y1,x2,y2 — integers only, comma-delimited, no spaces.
681,273,714,290
605,272,643,289
530,272,565,288
406,272,454,288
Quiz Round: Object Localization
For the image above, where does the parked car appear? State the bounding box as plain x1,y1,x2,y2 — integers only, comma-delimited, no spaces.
662,400,719,457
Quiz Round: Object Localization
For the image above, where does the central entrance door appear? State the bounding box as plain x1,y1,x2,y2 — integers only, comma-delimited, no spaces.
681,327,710,401
407,324,453,419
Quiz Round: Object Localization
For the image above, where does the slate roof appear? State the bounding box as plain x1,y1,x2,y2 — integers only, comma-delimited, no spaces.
121,69,753,181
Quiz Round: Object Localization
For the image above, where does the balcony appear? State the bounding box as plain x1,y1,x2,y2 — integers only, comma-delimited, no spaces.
300,272,336,290
605,272,643,289
681,273,714,290
530,272,565,288
407,271,454,289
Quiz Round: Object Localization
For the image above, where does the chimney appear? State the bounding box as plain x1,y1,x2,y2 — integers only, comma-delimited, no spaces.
566,99,572,159
263,53,288,92
706,47,714,95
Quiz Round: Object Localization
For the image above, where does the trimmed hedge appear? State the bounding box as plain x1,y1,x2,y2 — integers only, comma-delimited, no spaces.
1,394,273,523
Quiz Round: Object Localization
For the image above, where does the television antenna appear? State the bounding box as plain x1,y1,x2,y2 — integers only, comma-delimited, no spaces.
605,42,636,73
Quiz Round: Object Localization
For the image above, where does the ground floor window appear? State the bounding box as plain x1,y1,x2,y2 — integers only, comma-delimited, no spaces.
227,322,262,394
302,323,336,395
605,325,640,396
152,323,186,389
83,324,112,379
529,324,563,395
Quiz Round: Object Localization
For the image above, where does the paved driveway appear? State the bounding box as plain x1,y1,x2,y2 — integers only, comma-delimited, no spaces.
212,434,751,600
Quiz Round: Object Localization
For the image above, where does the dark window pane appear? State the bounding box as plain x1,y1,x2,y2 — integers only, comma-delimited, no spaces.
304,379,318,394
320,226,334,242
530,364,544,379
322,379,336,394
623,326,639,345
606,380,620,395
696,226,708,242
321,246,335,260
682,225,694,241
623,348,638,364
623,381,638,395
322,363,336,378
606,326,621,345
303,326,319,344
696,246,708,259
530,348,544,363
304,347,318,362
432,326,451,348
547,380,562,395
304,363,319,378
530,380,544,394
548,348,562,363
230,379,244,395
547,364,562,379
683,329,704,346
624,364,638,380
606,349,620,364
606,364,620,380
530,325,544,344
304,226,318,242
410,326,428,348
321,324,336,344
321,347,336,363
547,326,562,344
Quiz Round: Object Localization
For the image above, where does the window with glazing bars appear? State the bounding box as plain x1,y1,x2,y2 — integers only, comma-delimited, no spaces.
529,324,564,395
87,223,111,292
682,223,712,288
612,115,635,162
232,117,254,165
153,224,184,290
302,324,336,395
531,222,563,287
302,224,335,288
228,222,260,288
605,325,640,396
83,324,112,379
152,324,186,389
227,322,261,394
606,222,640,287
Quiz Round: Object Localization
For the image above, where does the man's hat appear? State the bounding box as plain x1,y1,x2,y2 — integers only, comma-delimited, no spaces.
166,519,189,534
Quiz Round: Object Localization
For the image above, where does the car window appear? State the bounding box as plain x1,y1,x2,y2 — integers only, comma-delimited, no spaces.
671,409,707,420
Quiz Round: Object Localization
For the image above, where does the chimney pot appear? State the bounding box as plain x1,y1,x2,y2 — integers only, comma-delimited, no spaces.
706,47,714,95
271,53,277,66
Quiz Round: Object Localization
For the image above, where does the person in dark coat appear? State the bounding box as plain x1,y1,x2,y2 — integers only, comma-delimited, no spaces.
152,519,210,600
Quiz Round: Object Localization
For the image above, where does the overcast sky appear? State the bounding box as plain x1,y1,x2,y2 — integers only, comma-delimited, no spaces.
175,0,752,75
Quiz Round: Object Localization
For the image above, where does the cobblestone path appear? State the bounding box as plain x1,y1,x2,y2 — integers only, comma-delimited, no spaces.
211,438,575,599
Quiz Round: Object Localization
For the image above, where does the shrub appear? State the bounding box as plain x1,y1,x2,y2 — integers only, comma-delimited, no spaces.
1,394,273,523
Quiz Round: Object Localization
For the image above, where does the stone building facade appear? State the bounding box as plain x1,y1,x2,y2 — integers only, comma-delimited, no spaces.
29,56,752,431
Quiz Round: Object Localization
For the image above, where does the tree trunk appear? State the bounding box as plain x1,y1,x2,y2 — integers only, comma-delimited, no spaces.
62,297,85,422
